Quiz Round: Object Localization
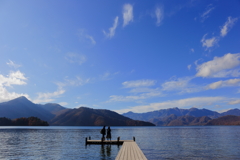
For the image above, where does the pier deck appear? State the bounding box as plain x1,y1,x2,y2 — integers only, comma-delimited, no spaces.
86,138,147,160
115,141,147,160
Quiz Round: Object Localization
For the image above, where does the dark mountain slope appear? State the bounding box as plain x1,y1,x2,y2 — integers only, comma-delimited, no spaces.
50,107,155,126
0,96,54,121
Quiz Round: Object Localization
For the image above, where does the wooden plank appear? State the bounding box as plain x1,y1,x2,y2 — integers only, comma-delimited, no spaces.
115,141,147,160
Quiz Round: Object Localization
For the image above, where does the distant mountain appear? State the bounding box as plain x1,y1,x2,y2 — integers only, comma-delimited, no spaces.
149,114,211,126
0,96,54,121
206,115,240,125
39,103,69,116
123,107,221,122
50,107,155,126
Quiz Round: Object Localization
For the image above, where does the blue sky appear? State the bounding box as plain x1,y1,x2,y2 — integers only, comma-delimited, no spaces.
1,0,240,113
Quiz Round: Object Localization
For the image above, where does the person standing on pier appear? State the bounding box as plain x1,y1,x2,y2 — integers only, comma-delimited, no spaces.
101,126,106,141
106,126,111,141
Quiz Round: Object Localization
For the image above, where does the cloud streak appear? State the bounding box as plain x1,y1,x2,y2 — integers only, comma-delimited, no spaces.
65,52,86,65
155,6,164,26
206,78,240,90
220,16,238,37
122,79,156,88
103,16,119,38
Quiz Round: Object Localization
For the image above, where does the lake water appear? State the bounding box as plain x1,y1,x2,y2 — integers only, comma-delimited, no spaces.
0,126,240,159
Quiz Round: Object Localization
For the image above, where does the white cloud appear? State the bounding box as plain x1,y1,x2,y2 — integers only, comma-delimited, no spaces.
201,34,219,51
0,70,29,103
59,102,68,106
228,99,240,105
200,5,214,22
161,77,201,94
188,64,192,70
155,6,164,26
33,87,65,104
123,4,133,27
114,96,225,113
100,71,119,81
190,48,194,53
206,78,240,90
220,16,238,37
122,79,156,88
6,60,21,68
196,53,240,78
57,76,91,88
0,70,27,87
103,16,119,38
65,52,86,65
108,91,161,102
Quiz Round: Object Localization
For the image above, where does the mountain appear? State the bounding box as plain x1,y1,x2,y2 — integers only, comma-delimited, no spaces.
50,107,155,126
39,103,69,116
123,107,221,122
0,96,54,121
205,115,240,125
221,108,240,116
167,115,212,126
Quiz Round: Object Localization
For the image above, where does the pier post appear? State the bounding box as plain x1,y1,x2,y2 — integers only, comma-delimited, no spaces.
85,137,87,145
89,136,91,140
117,137,120,143
133,136,135,141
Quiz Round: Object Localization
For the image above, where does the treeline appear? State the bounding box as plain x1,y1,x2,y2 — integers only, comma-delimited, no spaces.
0,117,49,126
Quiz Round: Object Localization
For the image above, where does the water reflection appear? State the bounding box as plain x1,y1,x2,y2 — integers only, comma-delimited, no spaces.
100,144,112,159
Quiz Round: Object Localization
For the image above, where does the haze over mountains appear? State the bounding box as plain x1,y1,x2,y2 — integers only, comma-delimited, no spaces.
0,96,154,126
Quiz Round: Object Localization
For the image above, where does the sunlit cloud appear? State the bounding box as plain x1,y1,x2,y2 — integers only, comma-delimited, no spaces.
65,52,86,65
196,53,240,78
103,16,119,38
122,4,133,27
220,16,238,37
155,6,164,26
6,60,21,68
114,96,226,113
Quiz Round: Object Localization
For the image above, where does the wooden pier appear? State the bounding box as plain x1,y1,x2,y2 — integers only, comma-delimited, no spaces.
85,137,148,160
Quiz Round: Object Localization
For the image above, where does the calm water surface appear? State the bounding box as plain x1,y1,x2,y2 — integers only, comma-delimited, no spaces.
0,126,240,160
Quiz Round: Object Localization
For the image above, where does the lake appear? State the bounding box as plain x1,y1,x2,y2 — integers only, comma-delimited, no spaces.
0,126,240,159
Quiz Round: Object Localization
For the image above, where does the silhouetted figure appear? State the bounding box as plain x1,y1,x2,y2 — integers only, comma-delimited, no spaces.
101,126,106,141
106,126,111,141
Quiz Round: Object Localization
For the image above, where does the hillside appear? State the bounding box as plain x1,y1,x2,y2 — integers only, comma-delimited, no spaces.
206,115,240,125
50,107,155,126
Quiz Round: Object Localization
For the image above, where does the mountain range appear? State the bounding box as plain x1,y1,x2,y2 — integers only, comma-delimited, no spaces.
0,96,154,126
122,107,240,126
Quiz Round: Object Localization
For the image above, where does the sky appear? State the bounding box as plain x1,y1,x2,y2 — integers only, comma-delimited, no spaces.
0,0,240,114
